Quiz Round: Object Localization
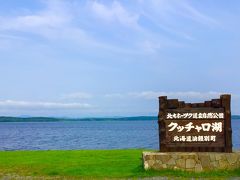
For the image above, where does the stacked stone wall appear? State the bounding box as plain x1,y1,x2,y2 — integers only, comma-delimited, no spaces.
143,151,240,172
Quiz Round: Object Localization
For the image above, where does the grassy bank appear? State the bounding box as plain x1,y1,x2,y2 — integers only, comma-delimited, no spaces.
0,149,239,179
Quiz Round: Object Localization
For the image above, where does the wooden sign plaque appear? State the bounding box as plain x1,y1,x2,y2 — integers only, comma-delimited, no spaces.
158,94,232,152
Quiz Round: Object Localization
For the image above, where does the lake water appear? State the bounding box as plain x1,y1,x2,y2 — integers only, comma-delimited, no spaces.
0,120,239,150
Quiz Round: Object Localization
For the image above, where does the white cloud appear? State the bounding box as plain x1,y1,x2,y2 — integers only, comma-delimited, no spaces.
0,100,92,110
62,92,93,99
181,2,218,26
2,3,68,27
0,0,220,54
0,1,144,55
137,0,219,43
128,91,224,100
104,93,125,98
104,91,237,100
0,0,72,38
138,40,162,53
90,1,139,29
143,0,218,26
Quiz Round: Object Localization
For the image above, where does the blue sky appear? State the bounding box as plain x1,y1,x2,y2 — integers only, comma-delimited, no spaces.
0,0,239,117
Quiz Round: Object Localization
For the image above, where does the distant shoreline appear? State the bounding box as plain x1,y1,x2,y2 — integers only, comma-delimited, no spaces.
0,116,157,122
0,115,239,122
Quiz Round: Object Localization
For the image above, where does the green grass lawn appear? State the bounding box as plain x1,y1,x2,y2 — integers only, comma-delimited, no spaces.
0,149,239,179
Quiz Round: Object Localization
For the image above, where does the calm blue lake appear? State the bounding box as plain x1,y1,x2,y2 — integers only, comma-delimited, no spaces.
0,120,239,150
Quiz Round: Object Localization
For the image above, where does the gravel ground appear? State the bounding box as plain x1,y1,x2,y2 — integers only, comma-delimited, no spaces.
1,174,240,180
